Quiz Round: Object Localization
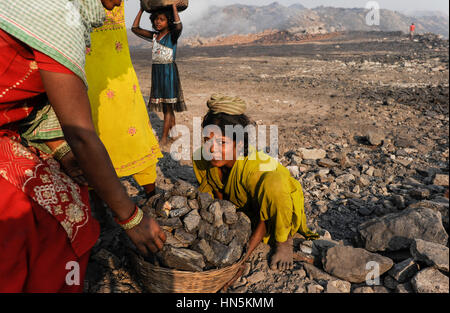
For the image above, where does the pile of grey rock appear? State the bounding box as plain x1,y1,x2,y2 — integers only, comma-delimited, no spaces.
293,205,449,293
142,181,252,272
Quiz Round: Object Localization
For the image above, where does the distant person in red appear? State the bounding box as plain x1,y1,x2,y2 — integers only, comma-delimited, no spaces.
410,23,416,40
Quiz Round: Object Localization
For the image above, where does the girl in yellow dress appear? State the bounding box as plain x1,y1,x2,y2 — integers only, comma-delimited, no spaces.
85,2,163,196
193,95,319,271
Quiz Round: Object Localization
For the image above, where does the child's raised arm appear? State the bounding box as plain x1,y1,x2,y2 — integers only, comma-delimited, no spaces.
131,8,155,39
171,2,183,40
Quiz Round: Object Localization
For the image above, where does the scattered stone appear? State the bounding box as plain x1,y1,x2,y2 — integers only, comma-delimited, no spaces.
306,282,324,293
183,209,201,233
300,244,313,255
410,239,449,272
230,212,252,244
387,258,420,283
187,199,199,210
160,247,206,272
408,200,449,229
379,249,412,263
220,200,239,225
156,200,172,218
223,237,245,266
171,180,197,199
352,286,374,293
357,208,449,252
311,239,339,259
163,231,189,248
365,130,385,146
198,192,214,210
299,148,327,160
326,280,351,293
395,282,414,293
214,224,234,245
290,153,303,165
373,169,383,177
197,220,215,240
174,229,196,246
209,240,230,267
246,271,265,285
209,201,224,227
395,158,413,167
192,239,215,264
318,159,338,168
287,165,300,178
383,275,399,290
372,286,390,293
322,246,393,283
155,217,183,231
358,206,375,216
169,206,191,218
303,263,335,281
169,196,188,209
199,207,214,224
318,229,332,240
391,195,406,210
409,188,431,200
433,174,449,187
293,251,316,264
411,268,449,293
335,174,355,184
365,167,375,177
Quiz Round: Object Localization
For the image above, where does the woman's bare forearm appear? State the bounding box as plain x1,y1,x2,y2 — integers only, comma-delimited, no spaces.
39,70,135,221
65,128,135,220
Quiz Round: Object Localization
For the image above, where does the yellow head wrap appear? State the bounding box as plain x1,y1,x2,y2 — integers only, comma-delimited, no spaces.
207,94,247,115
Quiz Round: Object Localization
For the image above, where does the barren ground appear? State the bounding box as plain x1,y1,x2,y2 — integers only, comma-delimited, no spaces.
85,32,449,293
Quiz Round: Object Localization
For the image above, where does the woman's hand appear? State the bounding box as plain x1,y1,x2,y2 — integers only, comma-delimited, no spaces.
59,150,88,186
125,214,167,255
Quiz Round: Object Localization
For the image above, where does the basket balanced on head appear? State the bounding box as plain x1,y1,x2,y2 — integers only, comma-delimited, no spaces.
129,181,251,293
141,0,189,13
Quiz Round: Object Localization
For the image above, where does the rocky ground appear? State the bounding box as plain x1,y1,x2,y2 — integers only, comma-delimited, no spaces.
84,31,449,293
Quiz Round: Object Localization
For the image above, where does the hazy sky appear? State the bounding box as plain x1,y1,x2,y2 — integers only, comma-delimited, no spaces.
124,0,449,28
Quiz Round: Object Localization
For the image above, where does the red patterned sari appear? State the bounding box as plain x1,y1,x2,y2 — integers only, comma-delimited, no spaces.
0,29,99,292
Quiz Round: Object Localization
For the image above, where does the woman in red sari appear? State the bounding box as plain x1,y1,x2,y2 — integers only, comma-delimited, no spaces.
0,0,166,292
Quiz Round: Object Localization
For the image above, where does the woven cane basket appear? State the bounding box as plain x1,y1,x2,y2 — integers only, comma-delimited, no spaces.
129,251,245,293
141,0,189,13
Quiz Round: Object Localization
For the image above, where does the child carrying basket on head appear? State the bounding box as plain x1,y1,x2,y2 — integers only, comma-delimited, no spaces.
132,1,187,146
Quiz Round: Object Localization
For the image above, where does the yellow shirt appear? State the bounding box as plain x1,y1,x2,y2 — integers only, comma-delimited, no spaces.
193,147,318,244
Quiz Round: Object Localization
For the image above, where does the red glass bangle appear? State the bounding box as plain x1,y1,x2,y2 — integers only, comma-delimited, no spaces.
115,205,139,225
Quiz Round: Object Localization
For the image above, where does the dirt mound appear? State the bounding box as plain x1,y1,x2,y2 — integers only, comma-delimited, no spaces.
182,30,340,47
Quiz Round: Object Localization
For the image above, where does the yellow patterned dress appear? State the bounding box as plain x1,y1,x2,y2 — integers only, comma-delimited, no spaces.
85,4,162,186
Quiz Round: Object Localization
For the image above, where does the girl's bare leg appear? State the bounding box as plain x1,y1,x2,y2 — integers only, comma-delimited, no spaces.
171,111,176,129
161,105,174,145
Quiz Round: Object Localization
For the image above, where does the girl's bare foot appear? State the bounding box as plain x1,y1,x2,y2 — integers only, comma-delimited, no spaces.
270,235,293,271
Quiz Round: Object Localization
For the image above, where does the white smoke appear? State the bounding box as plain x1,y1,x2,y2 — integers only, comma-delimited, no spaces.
182,0,212,26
